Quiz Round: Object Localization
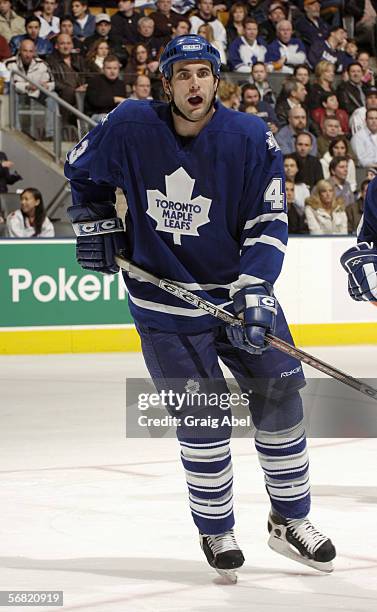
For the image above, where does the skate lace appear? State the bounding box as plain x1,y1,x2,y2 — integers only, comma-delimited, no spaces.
206,529,239,557
287,518,328,555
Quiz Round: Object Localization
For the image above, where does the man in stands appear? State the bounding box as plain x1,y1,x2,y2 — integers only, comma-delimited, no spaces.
47,32,87,108
10,15,53,58
228,18,267,73
37,0,60,40
351,108,377,168
337,62,368,116
275,77,307,126
151,0,182,45
189,0,226,49
276,106,317,156
308,25,350,73
129,73,153,100
329,156,355,208
350,86,377,135
293,131,324,189
85,54,126,122
111,0,140,47
5,37,54,97
0,0,24,41
294,0,330,48
266,19,306,74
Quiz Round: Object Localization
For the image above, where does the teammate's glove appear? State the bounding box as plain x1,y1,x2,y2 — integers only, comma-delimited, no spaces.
226,285,277,355
340,242,377,302
68,203,126,274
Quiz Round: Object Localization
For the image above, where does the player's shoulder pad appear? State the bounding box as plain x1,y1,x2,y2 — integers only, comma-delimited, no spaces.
101,99,168,129
216,106,280,151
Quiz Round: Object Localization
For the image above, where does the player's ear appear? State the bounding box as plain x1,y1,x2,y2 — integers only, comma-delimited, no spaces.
162,76,172,101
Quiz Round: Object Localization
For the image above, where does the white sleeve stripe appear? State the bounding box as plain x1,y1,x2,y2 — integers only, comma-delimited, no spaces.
244,212,288,231
243,235,286,253
229,273,267,298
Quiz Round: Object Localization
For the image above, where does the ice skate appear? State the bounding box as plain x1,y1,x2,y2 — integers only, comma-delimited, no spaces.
200,529,245,583
268,510,336,573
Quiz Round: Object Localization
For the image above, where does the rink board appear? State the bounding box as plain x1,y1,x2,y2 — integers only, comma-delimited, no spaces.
0,238,376,354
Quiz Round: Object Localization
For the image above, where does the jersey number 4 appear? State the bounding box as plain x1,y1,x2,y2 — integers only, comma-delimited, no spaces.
264,178,285,210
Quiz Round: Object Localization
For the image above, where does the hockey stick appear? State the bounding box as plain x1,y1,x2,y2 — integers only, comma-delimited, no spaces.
115,254,377,402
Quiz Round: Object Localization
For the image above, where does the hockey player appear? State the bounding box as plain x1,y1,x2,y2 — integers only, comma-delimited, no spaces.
65,35,336,581
341,177,377,301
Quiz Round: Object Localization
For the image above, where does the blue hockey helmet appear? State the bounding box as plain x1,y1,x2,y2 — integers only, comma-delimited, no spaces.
159,35,221,80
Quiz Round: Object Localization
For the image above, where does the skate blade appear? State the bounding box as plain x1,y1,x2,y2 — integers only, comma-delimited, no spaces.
268,533,334,573
214,567,238,584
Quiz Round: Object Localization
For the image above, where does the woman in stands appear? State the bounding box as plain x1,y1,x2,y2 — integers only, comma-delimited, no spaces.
305,179,348,235
320,136,357,191
307,60,335,110
85,38,110,75
226,2,247,46
283,154,310,215
6,187,54,238
124,43,158,89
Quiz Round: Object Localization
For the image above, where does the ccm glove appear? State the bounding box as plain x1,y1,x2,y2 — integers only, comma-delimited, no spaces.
68,203,126,274
227,285,277,355
340,242,377,301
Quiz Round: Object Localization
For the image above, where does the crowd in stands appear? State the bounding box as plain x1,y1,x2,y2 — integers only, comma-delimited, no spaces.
0,0,377,236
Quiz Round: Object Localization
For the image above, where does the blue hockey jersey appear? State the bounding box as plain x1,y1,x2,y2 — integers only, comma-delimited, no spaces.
65,100,287,333
358,176,377,245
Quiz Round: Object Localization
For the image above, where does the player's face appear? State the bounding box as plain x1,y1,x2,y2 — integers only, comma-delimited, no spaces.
167,60,218,123
20,191,40,215
284,158,298,179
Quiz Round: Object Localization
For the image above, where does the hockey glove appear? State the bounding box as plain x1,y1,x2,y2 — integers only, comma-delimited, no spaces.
227,285,277,355
340,242,377,302
68,203,126,274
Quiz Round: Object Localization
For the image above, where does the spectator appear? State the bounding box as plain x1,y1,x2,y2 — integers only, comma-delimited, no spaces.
283,153,310,214
0,31,10,59
320,135,357,192
285,178,308,234
136,16,160,60
46,33,87,108
51,15,82,54
228,17,267,72
293,131,323,189
328,156,355,208
294,0,330,49
111,0,140,47
5,38,54,98
251,60,275,104
85,38,110,75
305,179,347,234
275,77,307,126
307,25,349,73
259,1,287,44
311,92,349,136
347,178,369,234
0,150,21,192
266,20,306,74
351,108,377,168
10,15,53,57
337,62,368,116
293,63,310,88
84,54,125,121
6,187,54,237
124,42,157,88
276,106,317,155
171,18,190,37
129,73,153,100
245,0,270,23
37,0,60,39
189,0,226,50
81,14,114,56
198,22,226,66
345,38,358,61
0,0,24,42
217,80,241,110
354,0,377,56
350,86,377,135
317,116,342,157
71,0,95,42
240,84,278,131
307,60,335,111
150,0,181,45
226,2,247,46
357,50,375,87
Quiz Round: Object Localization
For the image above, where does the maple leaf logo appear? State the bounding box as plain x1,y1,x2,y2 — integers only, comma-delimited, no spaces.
146,167,212,245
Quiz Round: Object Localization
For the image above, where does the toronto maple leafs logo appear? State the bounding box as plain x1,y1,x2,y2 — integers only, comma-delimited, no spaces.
146,167,212,245
265,130,280,152
68,139,88,165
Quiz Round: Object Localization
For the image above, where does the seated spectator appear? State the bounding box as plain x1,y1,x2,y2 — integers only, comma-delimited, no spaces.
357,51,375,87
347,178,369,234
37,0,60,39
251,61,275,105
136,16,161,61
82,13,115,56
240,84,278,131
265,19,306,74
46,33,87,108
129,73,153,100
189,0,226,50
10,15,53,57
283,153,310,214
111,0,140,47
320,135,357,192
245,0,270,24
51,15,82,54
351,108,377,168
0,150,21,192
345,38,358,61
85,38,110,75
0,31,10,60
316,116,342,157
275,77,307,126
337,62,368,116
5,38,54,98
293,63,310,88
285,179,308,234
71,0,95,42
293,0,330,49
311,92,349,136
259,1,287,44
6,187,54,238
307,60,335,111
171,18,190,37
350,86,377,135
328,156,355,208
198,23,226,66
276,106,317,156
84,54,125,121
293,131,323,189
226,2,247,46
228,17,267,72
150,0,182,45
217,80,241,110
124,42,158,88
304,179,347,235
0,0,24,42
307,25,349,73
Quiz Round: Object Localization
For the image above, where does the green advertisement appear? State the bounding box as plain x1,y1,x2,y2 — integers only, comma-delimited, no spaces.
0,240,134,327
